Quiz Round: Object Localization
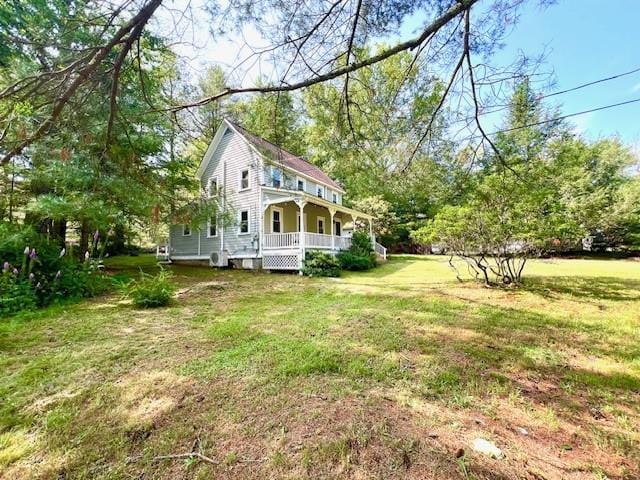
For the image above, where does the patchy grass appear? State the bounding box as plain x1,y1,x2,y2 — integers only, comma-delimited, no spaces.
1,254,639,479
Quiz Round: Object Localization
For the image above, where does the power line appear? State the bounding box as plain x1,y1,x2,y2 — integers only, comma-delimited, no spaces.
448,64,640,122
469,97,640,139
537,65,640,100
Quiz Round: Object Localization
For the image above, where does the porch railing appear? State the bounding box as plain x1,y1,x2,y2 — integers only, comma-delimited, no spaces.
263,232,300,249
304,232,332,248
156,244,170,260
335,236,352,250
262,232,352,250
375,242,387,260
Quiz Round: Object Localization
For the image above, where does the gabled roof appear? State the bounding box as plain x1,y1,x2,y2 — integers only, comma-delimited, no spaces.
226,120,344,192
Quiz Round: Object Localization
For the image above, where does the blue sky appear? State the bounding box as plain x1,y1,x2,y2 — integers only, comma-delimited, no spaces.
160,0,639,152
479,0,639,145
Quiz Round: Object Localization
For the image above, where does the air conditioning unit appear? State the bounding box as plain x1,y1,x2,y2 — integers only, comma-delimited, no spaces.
209,251,228,267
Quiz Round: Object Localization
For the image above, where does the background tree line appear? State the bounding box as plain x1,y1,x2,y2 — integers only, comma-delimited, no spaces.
0,0,638,267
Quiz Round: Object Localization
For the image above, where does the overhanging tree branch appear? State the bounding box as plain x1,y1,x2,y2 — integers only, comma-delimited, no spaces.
166,0,479,111
1,0,164,165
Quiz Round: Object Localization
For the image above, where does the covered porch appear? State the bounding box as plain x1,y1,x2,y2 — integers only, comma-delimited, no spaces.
260,187,376,269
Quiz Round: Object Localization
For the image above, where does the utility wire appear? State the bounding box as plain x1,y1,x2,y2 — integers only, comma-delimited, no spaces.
468,97,640,139
537,65,640,100
449,64,640,121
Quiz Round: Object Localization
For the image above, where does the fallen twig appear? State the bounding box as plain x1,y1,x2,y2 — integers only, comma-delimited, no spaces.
127,451,266,466
148,452,218,465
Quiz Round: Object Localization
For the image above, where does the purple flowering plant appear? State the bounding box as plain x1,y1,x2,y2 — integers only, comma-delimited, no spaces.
1,225,115,317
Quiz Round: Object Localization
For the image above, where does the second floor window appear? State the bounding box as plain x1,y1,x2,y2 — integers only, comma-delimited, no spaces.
297,178,305,191
239,210,249,234
271,167,282,188
332,192,338,203
208,177,218,197
182,224,191,236
240,169,250,190
317,186,324,198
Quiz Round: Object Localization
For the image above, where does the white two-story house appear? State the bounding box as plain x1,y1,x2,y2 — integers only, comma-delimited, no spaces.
162,119,385,271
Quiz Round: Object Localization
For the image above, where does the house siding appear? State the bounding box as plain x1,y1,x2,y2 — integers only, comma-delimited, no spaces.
170,127,262,258
170,224,199,256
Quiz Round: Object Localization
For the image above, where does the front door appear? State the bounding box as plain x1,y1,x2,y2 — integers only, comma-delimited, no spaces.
334,219,342,236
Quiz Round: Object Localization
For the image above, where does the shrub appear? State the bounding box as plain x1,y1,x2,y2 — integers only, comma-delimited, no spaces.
301,251,341,277
337,231,377,271
122,269,176,308
337,251,376,271
0,223,110,317
0,273,37,317
350,231,374,256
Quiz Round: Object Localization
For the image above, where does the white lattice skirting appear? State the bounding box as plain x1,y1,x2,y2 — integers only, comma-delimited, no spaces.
262,254,300,270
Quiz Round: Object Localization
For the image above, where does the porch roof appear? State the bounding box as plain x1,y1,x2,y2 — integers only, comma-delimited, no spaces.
261,186,373,220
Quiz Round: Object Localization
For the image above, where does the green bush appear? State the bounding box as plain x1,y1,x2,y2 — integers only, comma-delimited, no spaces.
301,251,341,277
0,274,37,317
350,231,374,256
122,269,176,308
337,251,376,271
0,222,110,317
337,231,377,271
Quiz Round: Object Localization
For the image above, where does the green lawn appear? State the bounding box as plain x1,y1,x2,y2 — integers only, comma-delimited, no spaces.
1,255,639,479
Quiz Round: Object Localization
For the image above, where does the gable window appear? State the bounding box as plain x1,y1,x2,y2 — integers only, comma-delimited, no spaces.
240,169,250,190
271,207,282,233
317,185,324,199
207,215,217,237
271,167,282,188
208,176,219,197
182,224,191,236
317,217,325,235
239,209,250,234
332,192,338,203
297,177,305,191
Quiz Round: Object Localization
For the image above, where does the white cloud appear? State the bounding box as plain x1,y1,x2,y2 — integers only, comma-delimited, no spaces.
631,82,640,93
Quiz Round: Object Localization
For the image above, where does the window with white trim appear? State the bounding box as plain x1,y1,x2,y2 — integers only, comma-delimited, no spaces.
271,167,282,188
240,169,250,190
317,217,325,234
208,176,219,197
182,224,191,236
332,192,338,203
239,209,250,234
207,215,217,237
271,207,282,233
317,185,324,198
297,177,305,191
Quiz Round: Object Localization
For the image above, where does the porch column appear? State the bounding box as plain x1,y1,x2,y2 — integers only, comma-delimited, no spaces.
258,190,264,257
261,199,270,253
369,218,375,248
329,207,336,251
298,199,306,259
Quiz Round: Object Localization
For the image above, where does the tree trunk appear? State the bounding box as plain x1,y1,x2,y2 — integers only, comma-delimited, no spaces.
109,224,127,255
51,219,67,248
